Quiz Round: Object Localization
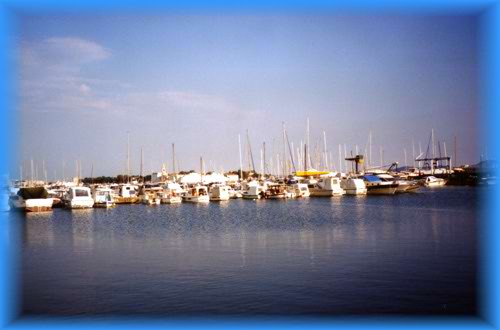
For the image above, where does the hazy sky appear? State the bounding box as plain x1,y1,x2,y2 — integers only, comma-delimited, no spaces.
15,13,480,179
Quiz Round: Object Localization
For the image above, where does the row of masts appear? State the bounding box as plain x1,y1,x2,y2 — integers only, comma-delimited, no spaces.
18,125,464,183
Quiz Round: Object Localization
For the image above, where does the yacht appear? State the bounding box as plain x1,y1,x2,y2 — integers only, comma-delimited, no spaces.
309,177,345,197
183,185,210,203
362,175,398,195
375,173,419,193
64,186,94,209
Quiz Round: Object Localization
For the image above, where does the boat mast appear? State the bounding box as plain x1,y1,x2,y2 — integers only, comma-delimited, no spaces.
263,142,266,176
127,131,130,184
369,131,372,169
344,144,347,173
307,117,310,170
238,134,243,180
379,146,383,168
30,158,34,186
454,136,457,167
42,160,45,185
285,129,296,174
200,156,204,184
412,139,415,168
431,129,435,159
304,143,308,172
323,131,328,171
443,141,448,169
75,160,78,185
260,147,264,177
140,146,143,182
276,153,280,177
338,144,342,173
246,129,256,174
172,143,176,179
91,162,94,185
282,122,287,177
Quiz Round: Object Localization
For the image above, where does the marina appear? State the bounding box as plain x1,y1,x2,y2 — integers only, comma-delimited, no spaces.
6,12,486,320
4,144,483,316
6,124,494,213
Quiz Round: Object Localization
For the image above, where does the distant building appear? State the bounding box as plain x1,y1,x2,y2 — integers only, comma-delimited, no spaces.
226,174,239,184
179,172,229,185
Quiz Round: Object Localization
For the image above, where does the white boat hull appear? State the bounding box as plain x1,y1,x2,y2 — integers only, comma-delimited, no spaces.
309,189,345,197
25,198,54,212
161,196,182,204
183,195,210,203
94,201,115,208
366,186,397,195
242,194,261,200
67,200,94,209
425,181,446,187
343,188,367,195
210,196,230,201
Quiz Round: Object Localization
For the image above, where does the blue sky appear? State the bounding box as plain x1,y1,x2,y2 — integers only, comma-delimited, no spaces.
15,13,480,179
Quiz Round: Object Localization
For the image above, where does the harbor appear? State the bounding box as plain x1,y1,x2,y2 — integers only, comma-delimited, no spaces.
7,12,484,319
6,125,495,213
3,126,483,316
4,128,482,316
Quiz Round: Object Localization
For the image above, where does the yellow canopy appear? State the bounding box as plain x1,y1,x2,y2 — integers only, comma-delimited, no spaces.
294,170,331,177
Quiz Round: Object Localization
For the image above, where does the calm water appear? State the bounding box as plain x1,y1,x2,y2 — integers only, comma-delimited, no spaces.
13,186,479,317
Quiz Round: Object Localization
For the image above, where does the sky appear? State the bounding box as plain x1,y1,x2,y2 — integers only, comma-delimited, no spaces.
14,13,480,179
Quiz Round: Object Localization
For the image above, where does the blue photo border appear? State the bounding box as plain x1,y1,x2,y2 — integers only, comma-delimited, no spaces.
0,0,498,329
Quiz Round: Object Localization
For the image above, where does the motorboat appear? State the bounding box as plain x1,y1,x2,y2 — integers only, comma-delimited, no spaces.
142,192,161,205
9,187,53,212
309,177,345,197
290,183,310,197
209,185,230,201
340,178,367,195
228,187,242,199
161,182,184,204
265,184,287,199
422,176,447,187
92,187,115,208
64,186,94,209
46,188,65,208
241,181,266,200
182,185,210,203
362,175,398,195
114,184,140,204
375,173,419,193
141,185,163,205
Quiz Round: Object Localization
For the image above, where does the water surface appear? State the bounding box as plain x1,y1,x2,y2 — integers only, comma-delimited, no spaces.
15,186,478,316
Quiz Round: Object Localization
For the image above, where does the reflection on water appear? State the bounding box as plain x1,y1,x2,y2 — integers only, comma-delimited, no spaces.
15,187,478,316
